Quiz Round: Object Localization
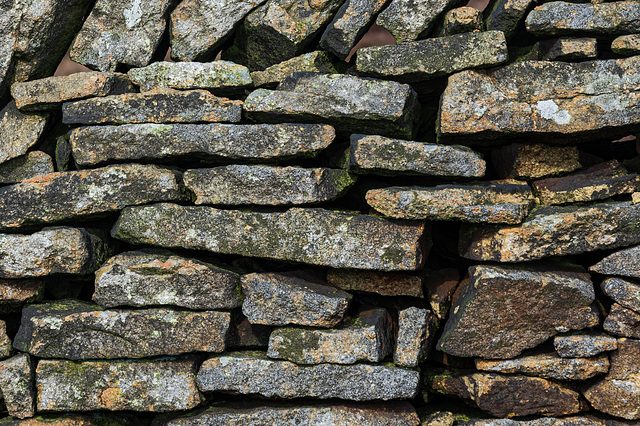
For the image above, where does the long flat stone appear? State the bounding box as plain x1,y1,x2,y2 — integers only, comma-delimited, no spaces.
591,246,640,279
0,164,187,231
601,277,640,314
112,204,427,271
62,90,242,125
326,269,424,298
554,333,618,358
250,51,345,88
197,351,419,400
492,143,581,179
612,34,640,55
0,279,45,314
36,358,202,412
376,0,462,42
0,102,48,165
70,123,335,167
0,354,35,419
0,151,54,185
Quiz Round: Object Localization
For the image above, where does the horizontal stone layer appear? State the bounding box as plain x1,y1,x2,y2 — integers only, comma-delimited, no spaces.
326,269,424,298
590,245,640,279
250,51,344,88
554,333,618,358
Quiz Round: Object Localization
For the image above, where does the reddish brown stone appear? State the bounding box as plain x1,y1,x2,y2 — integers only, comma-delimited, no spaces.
326,269,424,298
603,304,640,338
491,143,581,179
0,278,44,313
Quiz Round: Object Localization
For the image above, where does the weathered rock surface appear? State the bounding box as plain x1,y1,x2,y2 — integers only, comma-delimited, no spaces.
424,268,460,320
437,265,596,359
0,164,187,231
0,414,145,425
376,0,464,42
0,279,45,314
197,351,419,400
0,354,35,419
356,31,508,83
326,269,424,298
612,34,640,55
394,307,436,367
93,249,241,310
492,143,581,179
63,90,242,125
36,357,202,412
251,51,344,88
267,307,392,364
70,123,335,167
184,166,354,205
0,227,113,278
603,304,640,338
591,247,640,279
366,181,534,224
484,0,533,39
0,320,11,359
241,273,352,327
0,102,48,165
244,73,420,139
461,417,635,426
70,0,175,71
0,1,16,102
112,204,427,270
436,7,482,36
537,37,598,61
460,202,640,262
349,134,485,177
0,151,53,185
11,72,134,111
601,277,640,313
554,333,618,358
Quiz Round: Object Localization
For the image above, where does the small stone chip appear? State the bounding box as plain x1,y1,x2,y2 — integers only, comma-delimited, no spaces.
0,101,49,165
537,37,598,61
0,320,11,359
0,354,35,419
591,247,640,279
394,307,436,367
554,332,618,358
250,51,344,88
0,151,54,185
435,7,483,37
600,277,640,313
612,34,640,55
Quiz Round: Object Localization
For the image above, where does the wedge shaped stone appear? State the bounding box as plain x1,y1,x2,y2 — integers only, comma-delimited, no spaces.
435,7,483,37
197,351,419,400
0,320,10,359
0,151,53,185
603,304,640,338
70,123,335,167
492,143,581,179
36,358,202,412
591,247,640,279
554,333,617,359
0,164,187,231
376,0,463,42
0,2,16,102
326,269,424,298
0,279,45,314
394,307,436,367
612,34,640,55
601,278,640,313
538,37,598,61
251,51,344,88
484,0,533,39
0,354,34,419
112,204,427,270
0,102,48,164
437,265,595,359
94,250,241,310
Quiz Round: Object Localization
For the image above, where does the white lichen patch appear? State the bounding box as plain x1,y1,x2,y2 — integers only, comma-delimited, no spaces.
536,100,572,125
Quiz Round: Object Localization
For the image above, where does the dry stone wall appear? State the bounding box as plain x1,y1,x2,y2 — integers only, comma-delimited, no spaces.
1,0,640,424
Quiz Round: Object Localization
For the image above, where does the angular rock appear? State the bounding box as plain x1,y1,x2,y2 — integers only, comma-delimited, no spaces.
14,300,230,359
0,227,113,278
492,143,581,179
554,333,618,358
537,37,598,61
484,0,533,40
267,307,392,364
0,279,45,314
475,352,609,381
0,354,35,419
437,264,596,359
460,202,640,262
250,51,344,88
326,269,424,298
612,34,640,55
36,357,202,412
525,2,640,37
349,134,486,177
591,247,640,279
0,102,48,164
184,166,355,206
0,151,53,185
0,320,11,359
197,351,419,400
461,417,634,426
55,135,72,172
113,204,427,270
601,277,640,313
356,31,508,83
0,2,16,102
366,181,534,224
11,72,134,111
394,307,436,367
603,303,640,338
436,7,483,37
244,73,420,139
424,268,460,320
376,0,463,42
0,164,187,231
70,0,175,71
128,61,252,95
242,272,352,327
93,250,241,310
70,123,335,167
63,90,242,125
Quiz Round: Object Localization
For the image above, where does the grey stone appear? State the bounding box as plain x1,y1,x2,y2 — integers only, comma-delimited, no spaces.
394,307,436,367
244,73,420,139
0,1,17,102
326,269,424,298
554,332,618,358
484,0,534,39
55,135,72,171
184,165,355,205
461,417,634,426
0,151,53,185
197,351,419,400
36,357,202,412
537,37,598,61
435,7,483,37
601,277,640,313
612,34,640,55
0,414,147,425
112,204,427,271
267,307,392,364
0,101,48,165
491,143,581,179
242,272,352,327
93,249,241,310
603,303,640,338
251,51,345,88
0,278,45,314
0,354,34,419
591,247,640,279
0,320,11,359
376,0,464,42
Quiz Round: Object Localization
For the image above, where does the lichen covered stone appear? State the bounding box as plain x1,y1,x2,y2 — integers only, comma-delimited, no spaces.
612,34,640,55
0,278,45,314
0,102,48,165
0,354,35,419
376,0,463,42
484,0,533,39
394,307,436,367
603,303,640,338
250,51,345,88
435,7,483,37
326,269,424,298
554,333,618,358
591,246,640,279
491,143,581,179
0,151,54,185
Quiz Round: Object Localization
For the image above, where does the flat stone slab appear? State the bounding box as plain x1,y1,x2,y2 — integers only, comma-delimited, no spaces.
0,151,54,185
460,202,640,262
70,123,335,167
601,277,640,314
537,37,598,61
349,134,486,177
612,34,640,55
184,165,354,205
112,204,427,271
267,307,392,364
438,56,640,144
63,90,242,125
244,73,420,139
603,303,640,338
366,181,534,224
394,307,436,367
197,351,419,400
326,269,424,298
554,333,618,358
591,246,640,279
250,51,344,88
0,354,35,419
356,31,508,83
11,72,134,111
94,249,241,310
241,272,352,327
0,102,48,165
376,0,462,42
485,0,534,39
0,164,187,231
36,357,202,412
437,264,596,359
0,278,45,314
492,143,581,179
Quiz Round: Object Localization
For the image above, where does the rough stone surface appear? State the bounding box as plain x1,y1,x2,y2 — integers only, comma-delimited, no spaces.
326,269,424,298
70,0,175,71
70,123,335,167
0,151,53,185
394,307,436,367
36,357,202,412
0,102,48,165
93,249,241,310
197,351,419,400
0,320,11,359
484,0,533,39
601,277,640,313
436,7,483,36
184,166,355,205
241,272,352,327
0,354,35,419
366,181,534,224
459,202,640,262
0,278,45,314
603,304,640,338
356,31,508,83
460,417,635,426
0,1,17,102
591,247,640,279
267,307,392,364
349,134,486,177
226,313,272,349
244,73,420,139
437,264,596,359
376,0,464,42
424,268,460,320
112,204,427,271
612,34,640,55
0,414,145,425
251,51,344,88
492,143,581,179
0,164,187,231
63,90,242,125
554,333,618,358
538,37,598,61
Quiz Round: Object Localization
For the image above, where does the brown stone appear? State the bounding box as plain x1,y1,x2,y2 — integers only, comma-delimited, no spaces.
591,247,640,279
603,303,640,338
601,277,640,313
250,51,345,88
326,269,424,298
0,279,45,314
612,34,640,55
537,37,598,61
0,320,11,359
491,143,581,179
435,7,483,37
226,314,272,349
424,268,460,321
